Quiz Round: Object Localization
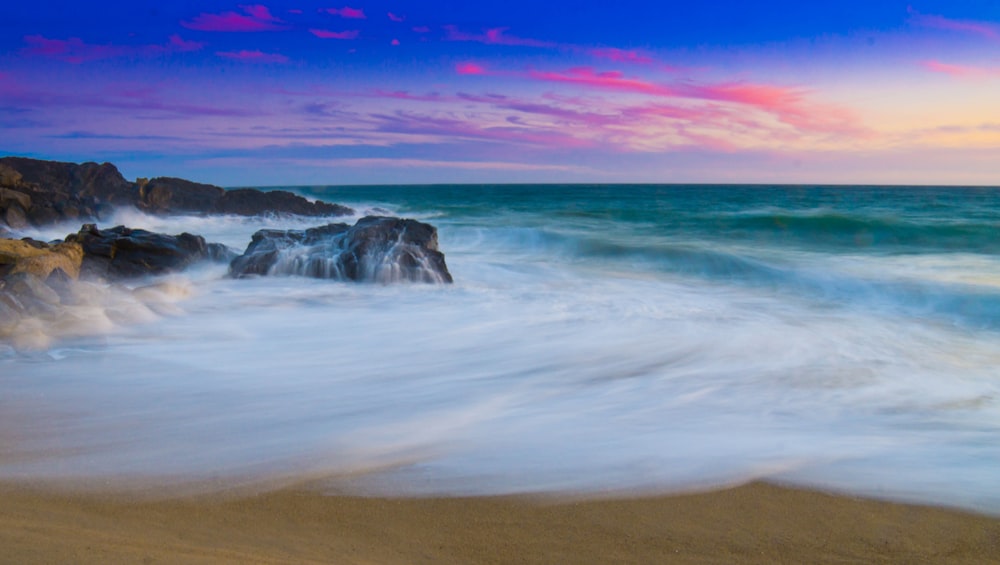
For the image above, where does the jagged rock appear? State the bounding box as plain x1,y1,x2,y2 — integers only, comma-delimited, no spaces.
66,224,233,279
0,157,354,229
230,216,453,283
0,238,83,279
0,156,137,206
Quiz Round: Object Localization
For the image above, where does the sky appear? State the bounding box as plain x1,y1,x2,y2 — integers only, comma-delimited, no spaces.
2,1,999,186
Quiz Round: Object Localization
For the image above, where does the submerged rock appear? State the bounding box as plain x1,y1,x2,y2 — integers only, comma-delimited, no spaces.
66,224,235,279
230,216,453,283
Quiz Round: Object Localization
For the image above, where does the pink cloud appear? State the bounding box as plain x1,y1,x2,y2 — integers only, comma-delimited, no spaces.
369,111,596,148
456,62,487,75
923,60,1000,79
216,50,289,63
391,39,401,46
324,7,366,19
388,12,405,22
463,64,861,137
444,25,557,48
182,4,287,32
22,34,203,63
527,67,678,96
910,10,1000,40
588,48,653,65
310,29,360,39
412,26,430,33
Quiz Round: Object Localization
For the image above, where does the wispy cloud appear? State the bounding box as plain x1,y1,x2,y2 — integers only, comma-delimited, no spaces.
909,9,1000,40
527,67,678,96
324,7,366,19
310,29,360,39
444,26,558,48
443,24,668,67
388,12,405,22
922,60,1000,79
310,158,587,172
368,110,597,148
217,50,289,63
182,4,288,32
588,48,654,65
454,64,862,138
22,34,203,63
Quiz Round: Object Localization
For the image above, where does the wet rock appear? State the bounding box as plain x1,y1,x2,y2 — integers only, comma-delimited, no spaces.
230,216,453,283
0,238,83,279
67,224,233,279
2,272,61,307
0,294,19,333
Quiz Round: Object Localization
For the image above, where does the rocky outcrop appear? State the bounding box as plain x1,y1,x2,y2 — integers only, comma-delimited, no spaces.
217,188,353,217
230,216,453,283
136,178,353,217
0,238,84,279
137,177,224,215
66,224,235,279
0,157,354,230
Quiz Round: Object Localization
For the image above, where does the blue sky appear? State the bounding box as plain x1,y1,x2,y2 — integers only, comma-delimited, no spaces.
2,1,999,185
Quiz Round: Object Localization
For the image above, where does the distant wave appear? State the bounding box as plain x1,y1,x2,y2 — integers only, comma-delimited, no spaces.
711,210,1000,252
448,225,1000,330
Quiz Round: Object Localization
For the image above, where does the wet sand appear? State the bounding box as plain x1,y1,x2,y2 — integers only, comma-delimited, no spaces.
1,481,998,564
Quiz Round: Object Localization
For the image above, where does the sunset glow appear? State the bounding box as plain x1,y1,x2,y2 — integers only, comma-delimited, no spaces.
2,1,999,185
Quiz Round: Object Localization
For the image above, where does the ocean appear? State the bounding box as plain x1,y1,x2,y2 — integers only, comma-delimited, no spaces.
2,184,999,512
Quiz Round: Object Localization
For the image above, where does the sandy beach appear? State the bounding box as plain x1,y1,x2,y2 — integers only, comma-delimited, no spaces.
1,481,998,564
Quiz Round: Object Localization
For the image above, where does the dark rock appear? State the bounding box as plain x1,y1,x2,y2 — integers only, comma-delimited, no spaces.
207,242,238,264
0,157,354,228
230,216,453,283
138,177,225,214
0,156,137,206
67,224,231,279
217,188,354,217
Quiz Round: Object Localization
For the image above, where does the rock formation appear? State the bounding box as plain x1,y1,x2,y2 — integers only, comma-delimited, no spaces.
0,238,83,279
0,157,354,230
230,216,453,283
66,224,236,279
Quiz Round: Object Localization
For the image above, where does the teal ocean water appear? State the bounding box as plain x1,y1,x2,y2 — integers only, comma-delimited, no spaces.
2,184,999,512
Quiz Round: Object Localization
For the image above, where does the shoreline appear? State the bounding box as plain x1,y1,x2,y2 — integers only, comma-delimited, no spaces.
2,480,998,564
